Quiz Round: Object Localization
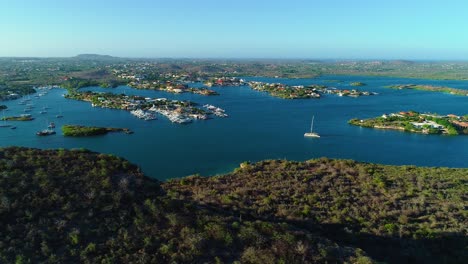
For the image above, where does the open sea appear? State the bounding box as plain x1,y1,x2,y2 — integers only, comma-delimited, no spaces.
0,75,467,180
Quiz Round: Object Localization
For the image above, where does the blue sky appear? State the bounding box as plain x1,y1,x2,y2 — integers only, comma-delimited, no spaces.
1,0,467,59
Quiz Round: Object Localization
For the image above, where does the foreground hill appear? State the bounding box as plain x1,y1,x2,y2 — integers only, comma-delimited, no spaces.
164,159,467,263
0,147,371,263
0,147,466,263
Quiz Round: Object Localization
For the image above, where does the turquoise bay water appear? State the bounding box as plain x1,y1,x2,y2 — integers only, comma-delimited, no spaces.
0,75,467,180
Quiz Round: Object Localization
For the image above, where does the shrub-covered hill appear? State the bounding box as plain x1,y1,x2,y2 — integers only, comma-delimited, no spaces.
163,159,468,264
0,147,372,263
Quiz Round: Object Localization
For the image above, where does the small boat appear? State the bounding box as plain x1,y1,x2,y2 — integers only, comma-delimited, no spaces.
36,129,56,136
56,107,63,118
10,126,17,130
37,120,56,136
144,115,157,121
48,122,55,129
304,115,320,138
168,115,192,124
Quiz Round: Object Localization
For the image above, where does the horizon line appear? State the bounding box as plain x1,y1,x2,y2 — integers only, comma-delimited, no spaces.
1,55,468,62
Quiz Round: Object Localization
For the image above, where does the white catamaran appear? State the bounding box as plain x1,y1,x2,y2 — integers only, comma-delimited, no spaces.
304,115,320,138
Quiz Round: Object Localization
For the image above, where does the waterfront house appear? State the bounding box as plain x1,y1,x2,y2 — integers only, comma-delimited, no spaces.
390,113,404,118
451,120,468,129
411,121,444,129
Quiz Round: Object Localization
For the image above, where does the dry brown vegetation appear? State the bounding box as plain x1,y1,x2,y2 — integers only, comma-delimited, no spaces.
164,158,468,263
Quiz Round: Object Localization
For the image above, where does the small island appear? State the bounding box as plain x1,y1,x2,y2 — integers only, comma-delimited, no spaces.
62,125,133,137
387,84,468,96
349,111,468,135
1,115,34,121
350,82,366,86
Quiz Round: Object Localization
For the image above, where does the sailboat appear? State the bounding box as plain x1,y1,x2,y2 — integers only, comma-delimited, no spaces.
304,115,320,138
56,107,63,118
0,110,11,128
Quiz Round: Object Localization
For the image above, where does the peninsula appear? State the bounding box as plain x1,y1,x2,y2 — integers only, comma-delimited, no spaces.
349,111,468,135
62,125,133,137
128,80,219,96
386,84,468,96
248,81,376,99
65,91,226,124
204,77,247,87
249,81,322,99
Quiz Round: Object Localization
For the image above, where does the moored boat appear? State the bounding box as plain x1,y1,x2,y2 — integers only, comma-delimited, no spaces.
36,129,56,136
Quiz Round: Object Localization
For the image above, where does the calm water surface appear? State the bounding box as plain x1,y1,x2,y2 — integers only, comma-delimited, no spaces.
1,75,467,180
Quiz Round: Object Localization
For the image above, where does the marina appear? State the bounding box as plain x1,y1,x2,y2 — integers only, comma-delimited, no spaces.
130,109,157,120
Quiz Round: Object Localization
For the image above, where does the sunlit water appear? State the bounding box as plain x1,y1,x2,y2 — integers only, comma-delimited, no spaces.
1,75,467,180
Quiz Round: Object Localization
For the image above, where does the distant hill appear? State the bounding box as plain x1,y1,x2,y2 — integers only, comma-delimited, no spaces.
73,54,119,60
389,60,415,65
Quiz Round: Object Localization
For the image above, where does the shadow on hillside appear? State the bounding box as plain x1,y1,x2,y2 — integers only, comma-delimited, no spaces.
189,200,467,264
314,223,466,264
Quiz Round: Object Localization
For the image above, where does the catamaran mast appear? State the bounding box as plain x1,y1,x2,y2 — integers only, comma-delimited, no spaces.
310,116,314,133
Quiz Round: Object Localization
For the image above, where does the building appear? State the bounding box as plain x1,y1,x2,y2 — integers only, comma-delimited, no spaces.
411,121,444,129
451,120,468,129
